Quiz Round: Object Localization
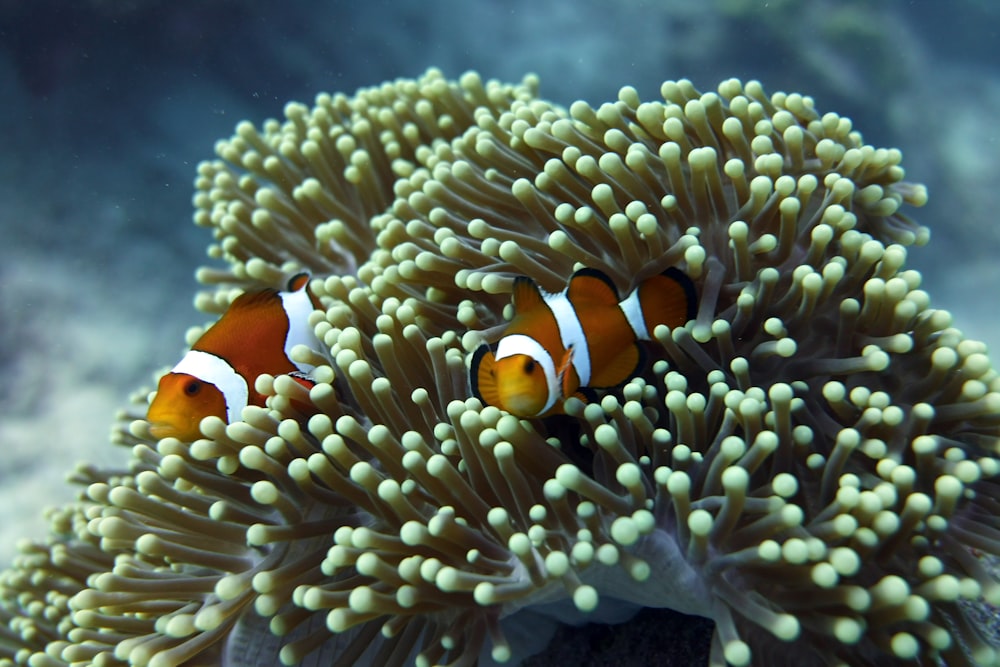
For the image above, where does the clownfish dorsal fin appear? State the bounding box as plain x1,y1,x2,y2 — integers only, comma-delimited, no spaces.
590,342,643,389
470,345,501,409
230,287,281,309
287,272,311,293
511,277,546,314
193,286,290,379
567,268,620,307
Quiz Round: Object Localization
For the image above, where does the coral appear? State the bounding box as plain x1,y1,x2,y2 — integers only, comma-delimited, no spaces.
3,68,1000,667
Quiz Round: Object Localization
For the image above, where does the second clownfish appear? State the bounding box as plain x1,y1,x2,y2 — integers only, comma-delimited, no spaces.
470,267,696,418
146,274,321,441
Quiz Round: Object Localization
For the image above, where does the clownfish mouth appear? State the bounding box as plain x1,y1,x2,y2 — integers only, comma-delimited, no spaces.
498,392,545,417
147,420,182,441
146,413,202,441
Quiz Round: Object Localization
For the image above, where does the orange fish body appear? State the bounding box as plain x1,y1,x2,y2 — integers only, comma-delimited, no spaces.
147,274,320,440
471,268,695,417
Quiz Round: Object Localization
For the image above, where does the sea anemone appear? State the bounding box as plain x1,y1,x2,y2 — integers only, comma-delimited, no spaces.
3,69,999,667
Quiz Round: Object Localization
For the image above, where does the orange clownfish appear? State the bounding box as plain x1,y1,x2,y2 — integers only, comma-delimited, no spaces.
470,267,696,418
146,274,321,441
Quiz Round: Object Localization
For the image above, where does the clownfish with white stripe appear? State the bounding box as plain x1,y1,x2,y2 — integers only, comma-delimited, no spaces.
146,273,321,441
470,267,696,418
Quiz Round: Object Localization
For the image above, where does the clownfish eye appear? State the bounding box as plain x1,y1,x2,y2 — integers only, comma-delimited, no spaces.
184,379,202,397
523,359,536,374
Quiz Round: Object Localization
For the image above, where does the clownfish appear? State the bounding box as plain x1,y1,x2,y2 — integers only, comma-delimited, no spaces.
146,274,321,441
470,267,696,418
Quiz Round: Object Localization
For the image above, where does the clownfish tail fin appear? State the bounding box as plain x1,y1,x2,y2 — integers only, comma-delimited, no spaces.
287,370,317,390
287,272,311,293
660,267,697,321
628,267,697,340
287,271,323,310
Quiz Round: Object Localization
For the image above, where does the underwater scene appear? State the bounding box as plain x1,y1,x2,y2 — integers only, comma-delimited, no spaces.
2,1,1000,665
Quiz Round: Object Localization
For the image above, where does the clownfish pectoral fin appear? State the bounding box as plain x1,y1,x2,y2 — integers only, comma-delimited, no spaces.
470,344,501,409
511,277,546,314
590,343,643,388
566,268,620,307
558,345,577,399
556,387,597,415
287,272,311,293
574,387,597,404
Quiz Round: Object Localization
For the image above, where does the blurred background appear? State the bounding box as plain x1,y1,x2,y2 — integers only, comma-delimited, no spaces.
1,0,998,573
